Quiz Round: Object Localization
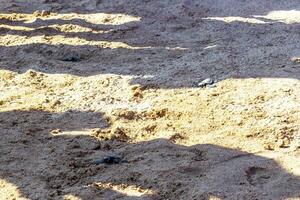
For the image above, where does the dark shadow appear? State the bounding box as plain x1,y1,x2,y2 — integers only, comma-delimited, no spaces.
0,17,141,38
0,1,300,89
0,109,299,199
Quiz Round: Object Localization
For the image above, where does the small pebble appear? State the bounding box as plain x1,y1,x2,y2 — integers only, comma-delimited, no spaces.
51,129,61,134
33,10,50,17
41,10,51,17
198,78,215,88
291,57,300,64
33,10,41,17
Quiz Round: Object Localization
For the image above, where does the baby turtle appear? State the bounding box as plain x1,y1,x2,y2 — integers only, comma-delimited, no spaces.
93,155,124,165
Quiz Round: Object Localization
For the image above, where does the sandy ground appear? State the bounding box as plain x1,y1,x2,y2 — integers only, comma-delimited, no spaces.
0,0,300,199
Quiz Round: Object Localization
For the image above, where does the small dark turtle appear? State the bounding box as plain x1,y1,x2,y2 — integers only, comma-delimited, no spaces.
61,55,81,62
59,50,82,62
93,155,124,165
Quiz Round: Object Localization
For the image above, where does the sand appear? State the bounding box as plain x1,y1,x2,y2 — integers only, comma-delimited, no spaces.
0,0,299,199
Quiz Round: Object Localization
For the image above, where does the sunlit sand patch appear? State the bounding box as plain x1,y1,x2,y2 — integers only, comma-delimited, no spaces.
0,69,145,112
0,34,188,51
255,151,300,177
208,197,222,200
0,24,113,33
64,194,82,200
0,13,28,21
50,13,141,25
93,182,155,197
0,179,28,200
0,13,187,50
0,24,34,31
254,10,300,24
48,24,113,33
204,44,218,49
204,10,300,24
0,13,141,25
165,46,189,50
0,34,148,49
51,130,94,137
203,16,267,24
1,68,299,152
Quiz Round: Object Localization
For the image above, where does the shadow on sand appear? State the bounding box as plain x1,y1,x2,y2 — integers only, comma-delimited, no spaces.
0,109,299,199
0,0,299,89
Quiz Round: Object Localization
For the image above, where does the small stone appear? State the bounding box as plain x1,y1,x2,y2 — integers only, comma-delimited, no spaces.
41,10,51,17
198,78,215,88
33,10,42,17
291,57,300,64
51,129,61,134
207,83,217,88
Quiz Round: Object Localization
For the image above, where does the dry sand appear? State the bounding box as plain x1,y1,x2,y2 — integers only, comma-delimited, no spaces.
0,0,300,199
